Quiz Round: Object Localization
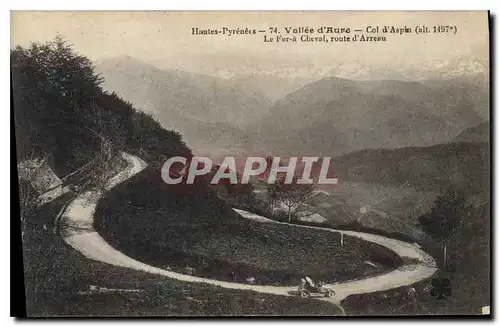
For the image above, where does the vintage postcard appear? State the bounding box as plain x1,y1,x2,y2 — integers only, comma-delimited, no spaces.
11,11,490,317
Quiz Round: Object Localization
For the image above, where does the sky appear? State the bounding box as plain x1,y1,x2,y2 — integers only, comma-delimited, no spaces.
11,11,489,75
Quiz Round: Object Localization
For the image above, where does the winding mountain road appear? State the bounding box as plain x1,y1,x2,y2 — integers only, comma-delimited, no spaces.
233,210,438,300
59,152,438,305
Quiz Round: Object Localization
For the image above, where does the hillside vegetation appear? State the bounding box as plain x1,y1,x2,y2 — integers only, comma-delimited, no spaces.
12,37,192,177
12,38,345,316
20,195,343,316
342,200,489,315
332,142,489,196
95,168,400,286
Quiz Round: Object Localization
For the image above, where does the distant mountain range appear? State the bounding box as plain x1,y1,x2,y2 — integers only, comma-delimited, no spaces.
322,56,488,82
95,55,488,156
96,56,273,125
155,54,488,102
95,56,272,153
248,76,487,156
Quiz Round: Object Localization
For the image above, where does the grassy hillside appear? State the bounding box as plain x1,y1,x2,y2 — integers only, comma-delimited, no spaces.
336,140,490,315
341,201,490,315
20,195,343,316
244,142,488,239
95,168,401,286
12,37,343,317
332,142,489,196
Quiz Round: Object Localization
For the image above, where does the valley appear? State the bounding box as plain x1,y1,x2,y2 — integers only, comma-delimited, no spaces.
13,34,490,316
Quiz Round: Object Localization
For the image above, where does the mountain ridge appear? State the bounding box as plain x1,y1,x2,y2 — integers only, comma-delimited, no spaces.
95,56,273,154
249,75,486,156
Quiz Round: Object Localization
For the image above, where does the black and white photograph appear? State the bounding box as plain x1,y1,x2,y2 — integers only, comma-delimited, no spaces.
11,10,491,317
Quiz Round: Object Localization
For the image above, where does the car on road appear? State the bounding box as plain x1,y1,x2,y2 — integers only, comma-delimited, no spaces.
298,277,335,298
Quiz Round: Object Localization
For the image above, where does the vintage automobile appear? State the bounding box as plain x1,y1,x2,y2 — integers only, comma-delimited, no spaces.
298,278,335,298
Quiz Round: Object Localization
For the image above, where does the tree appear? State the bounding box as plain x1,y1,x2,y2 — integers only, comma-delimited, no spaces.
418,187,466,240
12,37,105,170
266,175,316,222
12,37,193,219
226,176,255,207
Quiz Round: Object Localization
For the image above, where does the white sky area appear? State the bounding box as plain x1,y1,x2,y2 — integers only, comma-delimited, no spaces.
11,11,489,75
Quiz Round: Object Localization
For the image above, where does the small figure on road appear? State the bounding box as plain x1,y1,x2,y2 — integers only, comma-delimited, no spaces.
185,266,195,276
246,277,256,284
